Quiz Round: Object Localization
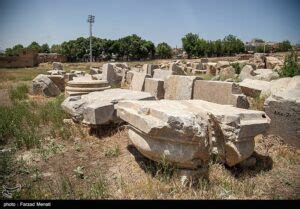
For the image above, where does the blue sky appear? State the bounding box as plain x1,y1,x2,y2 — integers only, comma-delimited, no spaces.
0,0,299,50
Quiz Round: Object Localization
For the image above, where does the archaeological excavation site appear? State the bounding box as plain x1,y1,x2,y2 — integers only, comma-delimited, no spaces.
0,0,299,203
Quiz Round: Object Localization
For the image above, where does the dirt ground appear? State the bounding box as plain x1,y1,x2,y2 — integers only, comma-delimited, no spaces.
0,59,299,199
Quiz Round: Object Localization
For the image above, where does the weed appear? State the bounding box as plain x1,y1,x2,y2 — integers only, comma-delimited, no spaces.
105,145,120,158
251,95,267,111
89,176,109,199
73,166,85,179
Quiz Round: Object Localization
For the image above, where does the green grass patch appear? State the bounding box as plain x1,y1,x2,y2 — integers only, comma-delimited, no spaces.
9,84,29,101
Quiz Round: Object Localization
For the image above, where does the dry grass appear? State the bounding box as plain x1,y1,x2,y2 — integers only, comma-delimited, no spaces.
0,61,299,200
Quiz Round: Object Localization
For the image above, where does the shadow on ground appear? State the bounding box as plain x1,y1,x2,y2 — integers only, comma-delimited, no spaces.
226,151,273,178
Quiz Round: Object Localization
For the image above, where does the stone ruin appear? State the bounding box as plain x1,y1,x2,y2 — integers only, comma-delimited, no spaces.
116,100,270,168
30,55,299,183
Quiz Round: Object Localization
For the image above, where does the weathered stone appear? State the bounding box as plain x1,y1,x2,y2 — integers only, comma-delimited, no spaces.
249,54,266,69
47,69,65,75
205,62,217,76
266,56,283,69
238,65,255,81
169,63,186,75
121,70,134,88
53,62,63,71
65,79,111,96
191,62,203,70
216,61,230,69
73,74,92,81
90,67,100,75
130,71,150,91
32,74,61,97
219,66,235,80
253,69,279,81
153,69,173,80
264,76,300,148
64,73,76,82
144,78,165,100
91,74,102,80
102,63,123,86
47,75,65,91
164,75,202,100
261,76,299,97
239,79,271,97
116,100,270,168
142,64,159,76
193,80,249,108
61,88,154,124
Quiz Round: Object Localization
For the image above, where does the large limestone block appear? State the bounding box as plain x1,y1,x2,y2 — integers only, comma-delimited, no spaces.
266,56,283,69
153,69,173,80
144,78,165,100
102,63,123,86
219,66,235,80
164,75,202,100
264,77,300,148
130,71,150,91
253,69,279,81
169,63,186,75
239,79,271,98
47,75,65,91
142,64,159,76
32,74,61,97
61,88,154,125
238,65,255,81
193,80,249,108
116,100,270,168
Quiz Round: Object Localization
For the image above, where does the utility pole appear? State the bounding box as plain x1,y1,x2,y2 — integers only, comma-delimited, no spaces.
87,15,95,63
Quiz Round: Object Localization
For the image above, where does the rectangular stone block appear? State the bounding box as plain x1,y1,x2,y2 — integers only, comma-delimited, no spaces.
193,80,249,108
130,71,150,91
164,75,202,100
144,78,165,100
153,69,173,80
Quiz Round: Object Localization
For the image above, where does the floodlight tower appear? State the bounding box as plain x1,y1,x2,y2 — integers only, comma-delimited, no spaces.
87,15,95,63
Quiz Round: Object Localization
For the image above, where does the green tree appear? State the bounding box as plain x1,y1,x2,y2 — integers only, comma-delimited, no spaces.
277,40,292,52
156,42,172,59
41,43,50,53
28,41,41,52
5,44,24,56
223,34,245,56
50,44,62,54
182,33,199,58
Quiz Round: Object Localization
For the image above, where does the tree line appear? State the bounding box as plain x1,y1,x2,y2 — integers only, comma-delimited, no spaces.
2,33,293,61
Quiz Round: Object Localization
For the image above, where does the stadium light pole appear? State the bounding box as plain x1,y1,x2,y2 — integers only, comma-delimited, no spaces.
87,15,95,63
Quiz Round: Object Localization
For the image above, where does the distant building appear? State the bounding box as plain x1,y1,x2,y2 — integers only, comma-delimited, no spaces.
0,49,38,68
38,53,67,63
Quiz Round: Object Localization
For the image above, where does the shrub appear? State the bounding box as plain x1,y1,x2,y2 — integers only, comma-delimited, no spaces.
279,51,300,77
230,63,244,74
